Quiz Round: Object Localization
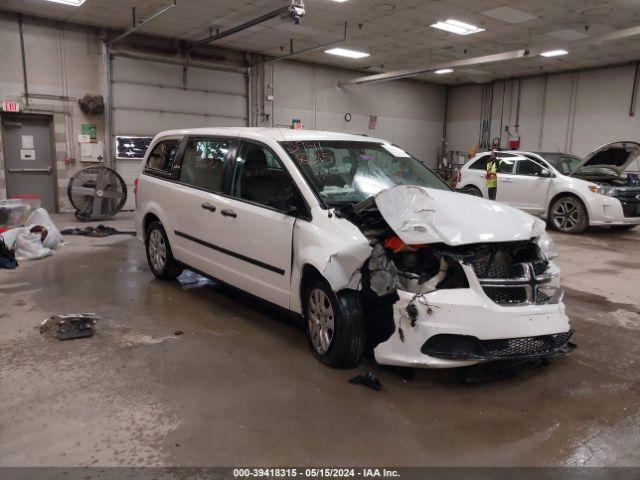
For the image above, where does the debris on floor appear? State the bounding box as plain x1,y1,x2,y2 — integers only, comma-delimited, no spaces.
174,330,184,336
61,225,135,237
40,313,100,341
0,238,18,270
349,371,382,391
0,208,63,263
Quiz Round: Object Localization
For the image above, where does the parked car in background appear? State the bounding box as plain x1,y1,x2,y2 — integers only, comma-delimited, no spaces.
136,128,573,370
456,141,640,233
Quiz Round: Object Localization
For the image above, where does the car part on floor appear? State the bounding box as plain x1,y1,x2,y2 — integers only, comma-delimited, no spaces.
68,166,127,222
349,371,382,391
40,313,100,341
61,225,135,237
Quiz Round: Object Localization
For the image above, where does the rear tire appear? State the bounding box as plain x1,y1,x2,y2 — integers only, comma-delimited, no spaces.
462,185,483,197
145,220,183,280
304,278,365,368
549,196,588,234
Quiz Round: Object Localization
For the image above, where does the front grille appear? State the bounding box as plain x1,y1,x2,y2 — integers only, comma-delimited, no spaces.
484,286,528,305
472,260,559,306
481,331,573,358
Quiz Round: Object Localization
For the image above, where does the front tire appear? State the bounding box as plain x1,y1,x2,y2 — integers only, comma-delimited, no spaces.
145,220,183,280
549,196,588,234
304,279,365,368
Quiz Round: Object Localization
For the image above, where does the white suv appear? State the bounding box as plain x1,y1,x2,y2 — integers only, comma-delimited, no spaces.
135,128,573,369
457,142,640,233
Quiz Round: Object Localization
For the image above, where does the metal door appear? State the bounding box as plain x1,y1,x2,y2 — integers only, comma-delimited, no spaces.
2,114,56,211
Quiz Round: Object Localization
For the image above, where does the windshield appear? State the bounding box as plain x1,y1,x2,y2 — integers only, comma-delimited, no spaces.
535,152,583,175
280,141,450,205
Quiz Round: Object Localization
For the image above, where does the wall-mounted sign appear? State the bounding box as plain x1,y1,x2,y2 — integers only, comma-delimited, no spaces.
2,101,20,112
115,136,152,160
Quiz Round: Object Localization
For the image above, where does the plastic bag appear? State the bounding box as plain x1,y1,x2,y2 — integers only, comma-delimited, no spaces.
25,208,62,249
15,231,52,261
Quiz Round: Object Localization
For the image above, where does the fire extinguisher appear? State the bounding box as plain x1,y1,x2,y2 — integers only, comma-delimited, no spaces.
509,129,521,150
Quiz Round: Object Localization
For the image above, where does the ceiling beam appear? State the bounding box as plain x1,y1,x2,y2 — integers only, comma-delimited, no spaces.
341,24,640,86
254,22,348,66
108,1,176,47
188,6,288,51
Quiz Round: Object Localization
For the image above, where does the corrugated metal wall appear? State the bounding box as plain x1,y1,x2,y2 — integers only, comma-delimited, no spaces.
111,55,247,209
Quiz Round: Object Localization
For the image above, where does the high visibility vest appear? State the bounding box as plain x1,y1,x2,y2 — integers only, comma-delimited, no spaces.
486,161,497,188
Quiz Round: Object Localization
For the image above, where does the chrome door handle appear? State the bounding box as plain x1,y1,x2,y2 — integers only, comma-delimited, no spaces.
220,209,237,218
8,167,52,173
501,178,514,183
201,202,216,212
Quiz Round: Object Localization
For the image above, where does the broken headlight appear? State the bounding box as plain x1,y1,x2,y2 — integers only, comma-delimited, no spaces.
537,232,558,260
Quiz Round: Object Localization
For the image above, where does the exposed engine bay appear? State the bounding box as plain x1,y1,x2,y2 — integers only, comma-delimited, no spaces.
336,196,557,304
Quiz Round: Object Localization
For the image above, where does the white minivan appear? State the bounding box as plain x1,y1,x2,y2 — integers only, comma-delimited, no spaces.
135,128,573,369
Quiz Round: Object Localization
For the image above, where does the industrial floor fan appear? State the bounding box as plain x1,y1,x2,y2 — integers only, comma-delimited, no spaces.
67,166,128,221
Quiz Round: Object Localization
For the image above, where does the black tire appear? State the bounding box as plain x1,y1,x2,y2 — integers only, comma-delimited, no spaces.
548,195,588,234
462,185,483,197
304,278,365,368
145,220,183,280
611,225,637,231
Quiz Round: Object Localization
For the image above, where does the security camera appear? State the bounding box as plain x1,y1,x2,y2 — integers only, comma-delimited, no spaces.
285,0,306,24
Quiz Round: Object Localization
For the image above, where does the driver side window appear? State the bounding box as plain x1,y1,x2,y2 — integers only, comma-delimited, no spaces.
231,142,301,212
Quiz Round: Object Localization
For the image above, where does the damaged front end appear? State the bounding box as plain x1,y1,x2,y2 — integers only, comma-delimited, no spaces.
335,185,574,368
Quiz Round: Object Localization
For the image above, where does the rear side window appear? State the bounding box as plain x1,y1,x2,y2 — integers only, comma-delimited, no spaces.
179,137,231,192
146,139,180,174
468,155,489,170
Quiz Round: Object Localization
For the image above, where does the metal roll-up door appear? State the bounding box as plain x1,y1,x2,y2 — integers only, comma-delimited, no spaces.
111,55,247,209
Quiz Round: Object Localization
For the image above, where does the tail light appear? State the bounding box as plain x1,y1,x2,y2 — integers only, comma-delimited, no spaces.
134,178,138,205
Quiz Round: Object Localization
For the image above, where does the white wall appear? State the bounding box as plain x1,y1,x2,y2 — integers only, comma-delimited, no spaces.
445,64,640,157
0,12,104,210
265,61,446,166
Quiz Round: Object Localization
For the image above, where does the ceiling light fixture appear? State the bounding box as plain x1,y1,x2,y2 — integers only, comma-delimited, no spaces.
44,0,86,5
331,0,350,2
325,47,370,59
540,49,569,57
431,19,485,36
434,68,454,74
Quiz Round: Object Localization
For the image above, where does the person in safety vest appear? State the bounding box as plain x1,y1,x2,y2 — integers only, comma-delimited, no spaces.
486,150,498,200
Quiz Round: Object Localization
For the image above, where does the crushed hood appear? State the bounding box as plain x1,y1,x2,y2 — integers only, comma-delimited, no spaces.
574,141,640,175
374,185,545,246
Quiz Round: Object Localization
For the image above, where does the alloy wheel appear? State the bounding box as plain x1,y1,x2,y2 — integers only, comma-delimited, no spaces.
148,229,167,272
551,198,583,231
308,288,335,355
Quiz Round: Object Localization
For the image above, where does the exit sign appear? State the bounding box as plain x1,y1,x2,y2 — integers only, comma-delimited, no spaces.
2,102,20,112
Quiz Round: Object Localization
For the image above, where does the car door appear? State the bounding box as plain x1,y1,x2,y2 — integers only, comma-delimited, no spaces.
211,140,308,309
169,136,237,278
462,154,490,196
494,156,518,204
501,158,552,213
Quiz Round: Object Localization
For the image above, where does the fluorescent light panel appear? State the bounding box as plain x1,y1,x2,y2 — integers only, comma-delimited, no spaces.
330,0,349,2
434,69,453,75
540,49,569,57
325,47,370,59
431,19,485,35
45,0,86,5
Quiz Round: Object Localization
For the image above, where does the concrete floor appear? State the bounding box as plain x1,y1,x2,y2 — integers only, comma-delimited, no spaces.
1,213,639,467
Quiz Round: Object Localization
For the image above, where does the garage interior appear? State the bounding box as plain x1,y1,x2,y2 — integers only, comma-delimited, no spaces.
1,0,640,473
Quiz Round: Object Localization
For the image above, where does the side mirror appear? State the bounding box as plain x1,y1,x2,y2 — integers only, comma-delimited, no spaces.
539,169,553,178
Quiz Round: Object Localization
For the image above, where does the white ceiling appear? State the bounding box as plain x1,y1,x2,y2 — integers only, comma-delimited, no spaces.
2,0,640,84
